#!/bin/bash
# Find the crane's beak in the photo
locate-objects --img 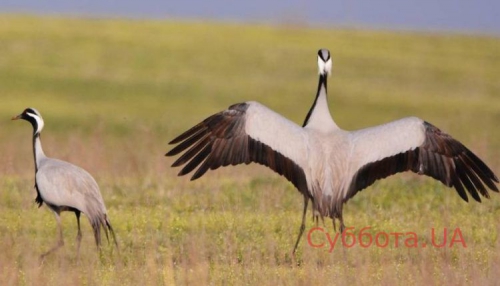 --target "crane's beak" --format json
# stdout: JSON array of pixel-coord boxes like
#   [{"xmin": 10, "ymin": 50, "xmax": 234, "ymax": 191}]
[{"xmin": 11, "ymin": 114, "xmax": 22, "ymax": 120}]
